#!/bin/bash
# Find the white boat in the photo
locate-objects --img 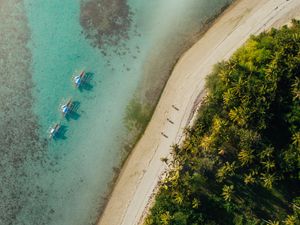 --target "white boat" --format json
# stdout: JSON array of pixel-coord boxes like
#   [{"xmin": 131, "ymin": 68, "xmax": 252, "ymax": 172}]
[
  {"xmin": 49, "ymin": 123, "xmax": 61, "ymax": 138},
  {"xmin": 60, "ymin": 99, "xmax": 73, "ymax": 116},
  {"xmin": 73, "ymin": 70, "xmax": 85, "ymax": 88}
]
